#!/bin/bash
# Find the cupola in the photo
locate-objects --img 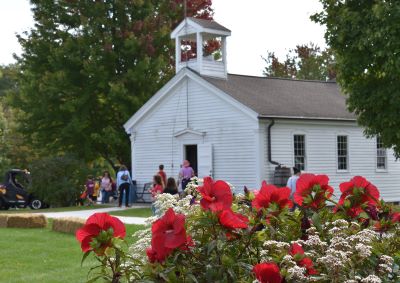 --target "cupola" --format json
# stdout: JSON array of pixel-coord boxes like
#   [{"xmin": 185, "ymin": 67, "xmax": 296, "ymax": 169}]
[{"xmin": 171, "ymin": 17, "xmax": 231, "ymax": 79}]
